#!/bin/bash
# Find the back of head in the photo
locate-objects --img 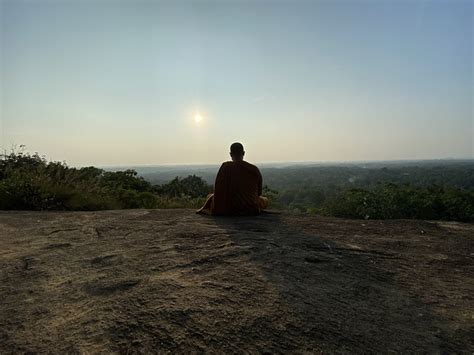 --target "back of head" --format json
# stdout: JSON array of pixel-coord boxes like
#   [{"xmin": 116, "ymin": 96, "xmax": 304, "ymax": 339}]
[{"xmin": 230, "ymin": 142, "xmax": 245, "ymax": 161}]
